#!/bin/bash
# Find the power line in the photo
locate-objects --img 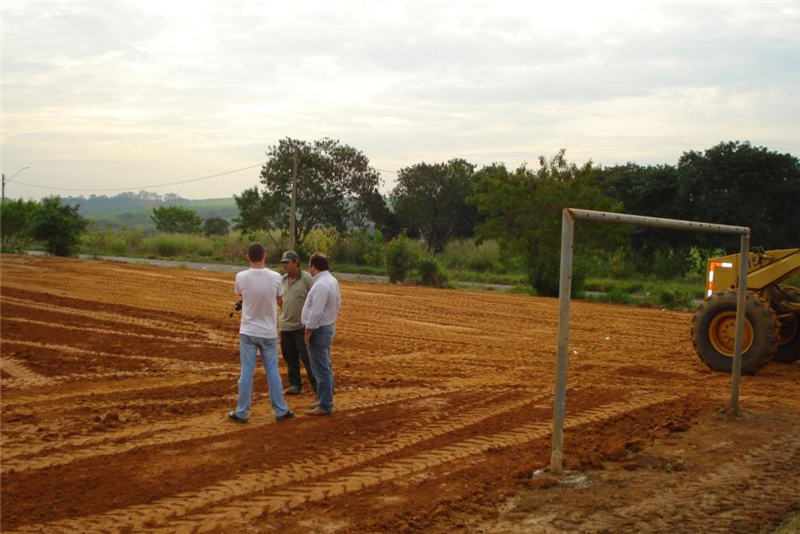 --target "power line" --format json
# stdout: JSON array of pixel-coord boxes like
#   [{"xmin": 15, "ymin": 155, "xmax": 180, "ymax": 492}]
[
  {"xmin": 11, "ymin": 163, "xmax": 400, "ymax": 193},
  {"xmin": 12, "ymin": 163, "xmax": 266, "ymax": 193}
]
